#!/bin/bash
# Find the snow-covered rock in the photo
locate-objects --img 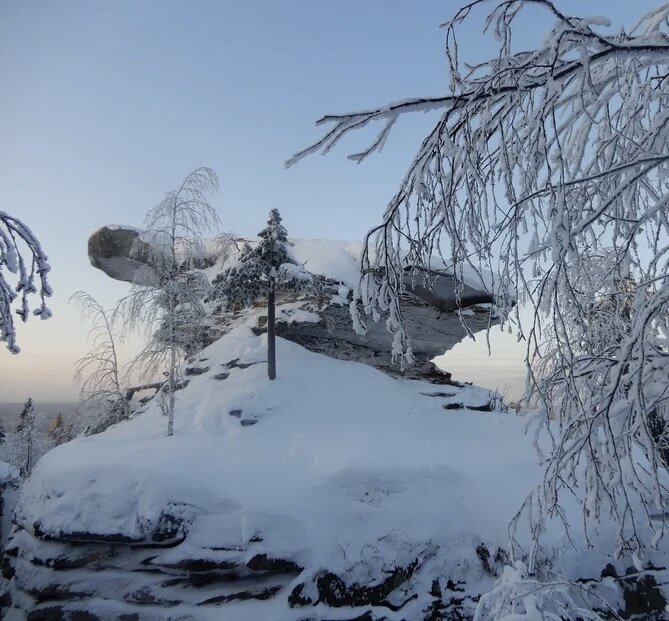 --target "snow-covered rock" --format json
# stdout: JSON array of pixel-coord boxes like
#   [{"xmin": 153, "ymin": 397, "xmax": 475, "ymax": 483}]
[
  {"xmin": 88, "ymin": 226, "xmax": 500, "ymax": 381},
  {"xmin": 0, "ymin": 463, "xmax": 19, "ymax": 550},
  {"xmin": 3, "ymin": 329, "xmax": 666, "ymax": 620}
]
